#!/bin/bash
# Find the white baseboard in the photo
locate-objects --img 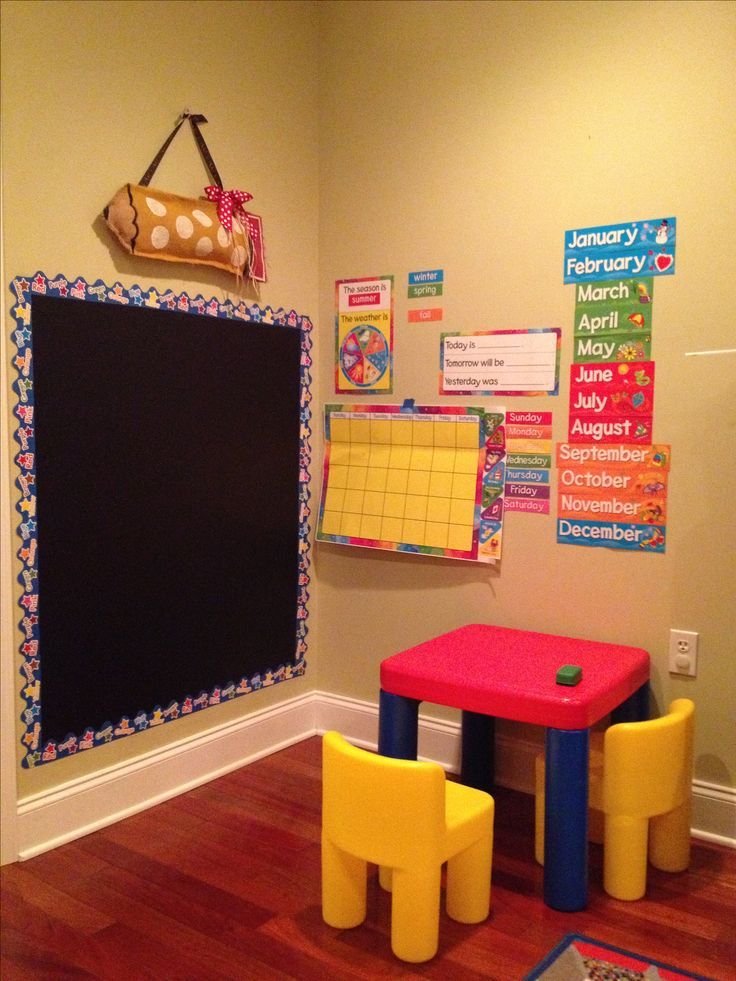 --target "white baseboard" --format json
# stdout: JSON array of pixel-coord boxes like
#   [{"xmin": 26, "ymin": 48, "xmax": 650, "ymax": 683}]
[
  {"xmin": 17, "ymin": 692, "xmax": 318, "ymax": 861},
  {"xmin": 14, "ymin": 689, "xmax": 735, "ymax": 861}
]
